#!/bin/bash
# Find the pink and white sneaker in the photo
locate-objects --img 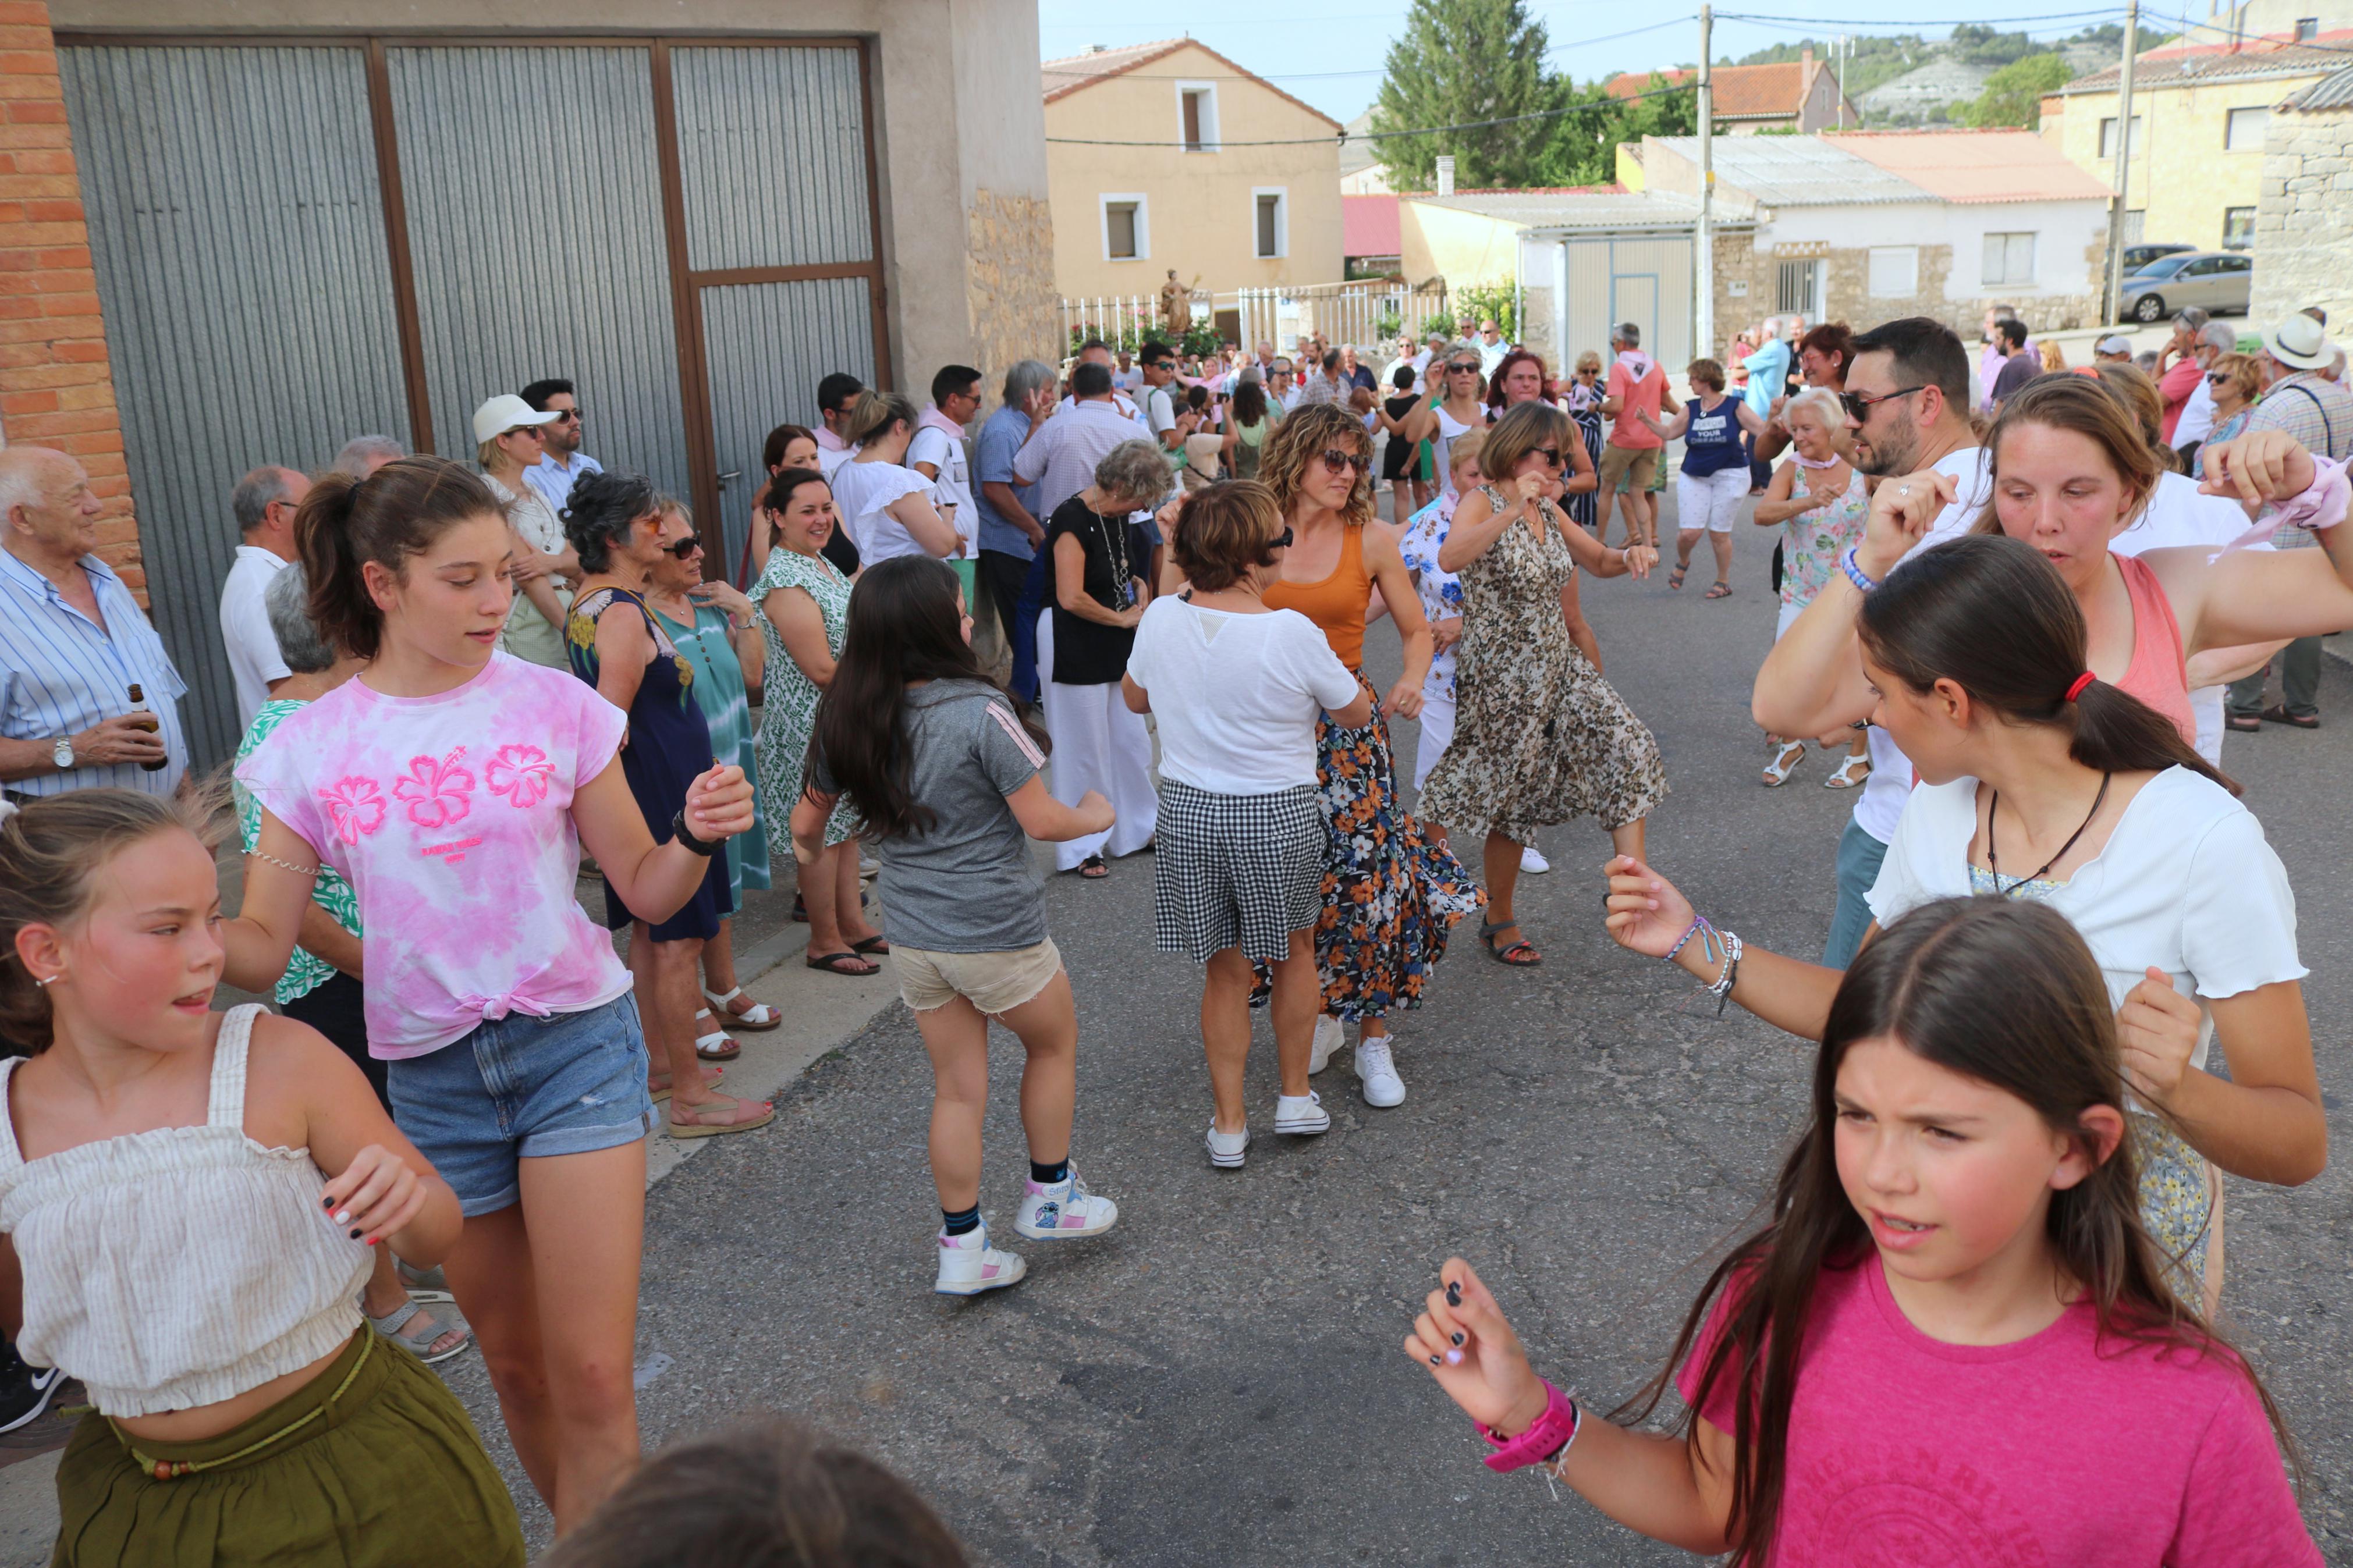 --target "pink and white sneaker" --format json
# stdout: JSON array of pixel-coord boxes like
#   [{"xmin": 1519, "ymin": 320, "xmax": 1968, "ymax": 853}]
[
  {"xmin": 934, "ymin": 1220, "xmax": 1027, "ymax": 1296},
  {"xmin": 1013, "ymin": 1165, "xmax": 1120, "ymax": 1241}
]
